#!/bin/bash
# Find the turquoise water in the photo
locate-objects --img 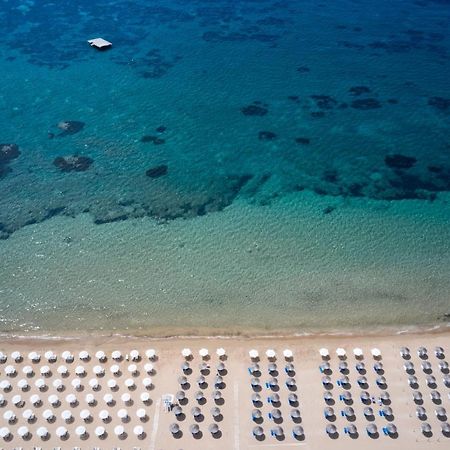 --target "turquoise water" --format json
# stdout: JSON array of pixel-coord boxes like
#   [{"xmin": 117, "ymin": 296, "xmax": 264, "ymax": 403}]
[{"xmin": 0, "ymin": 0, "xmax": 449, "ymax": 335}]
